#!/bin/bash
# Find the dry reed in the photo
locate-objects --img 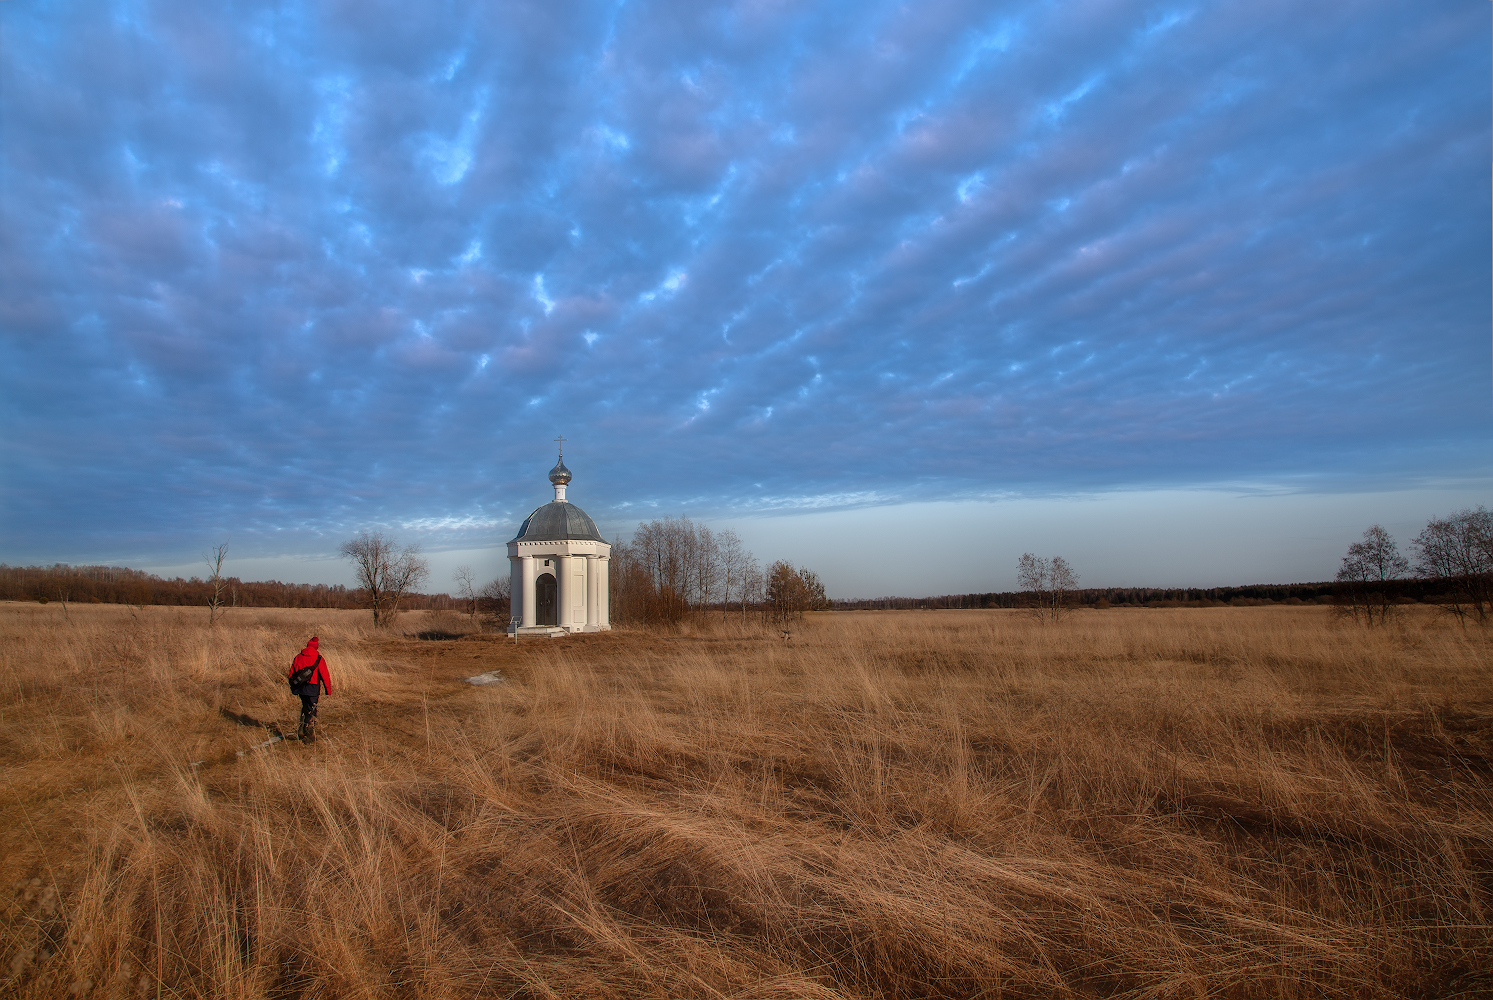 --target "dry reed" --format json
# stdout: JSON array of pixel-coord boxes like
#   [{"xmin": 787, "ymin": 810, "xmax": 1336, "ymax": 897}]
[{"xmin": 1, "ymin": 602, "xmax": 1490, "ymax": 998}]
